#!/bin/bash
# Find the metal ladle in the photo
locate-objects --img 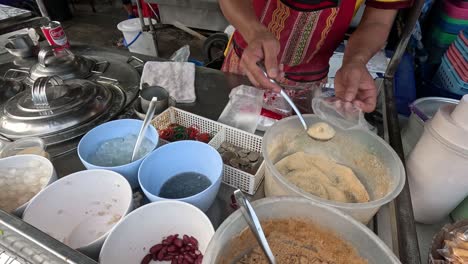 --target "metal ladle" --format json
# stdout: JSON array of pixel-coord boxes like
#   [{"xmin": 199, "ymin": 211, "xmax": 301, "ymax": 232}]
[
  {"xmin": 131, "ymin": 97, "xmax": 158, "ymax": 162},
  {"xmin": 257, "ymin": 62, "xmax": 307, "ymax": 130},
  {"xmin": 234, "ymin": 189, "xmax": 276, "ymax": 264}
]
